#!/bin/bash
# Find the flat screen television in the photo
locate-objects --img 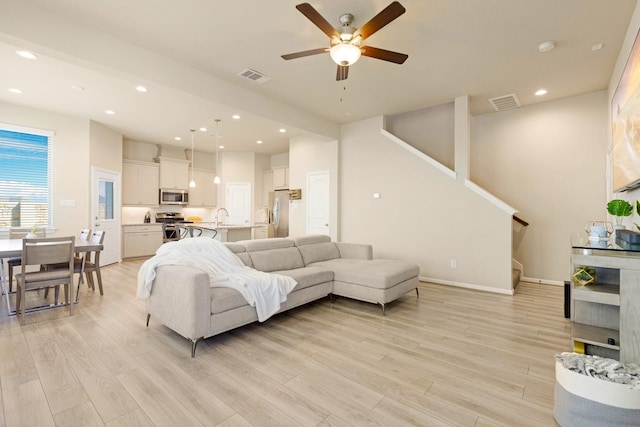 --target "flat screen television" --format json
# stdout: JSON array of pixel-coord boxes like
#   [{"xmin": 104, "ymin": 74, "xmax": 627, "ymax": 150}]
[{"xmin": 612, "ymin": 28, "xmax": 640, "ymax": 192}]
